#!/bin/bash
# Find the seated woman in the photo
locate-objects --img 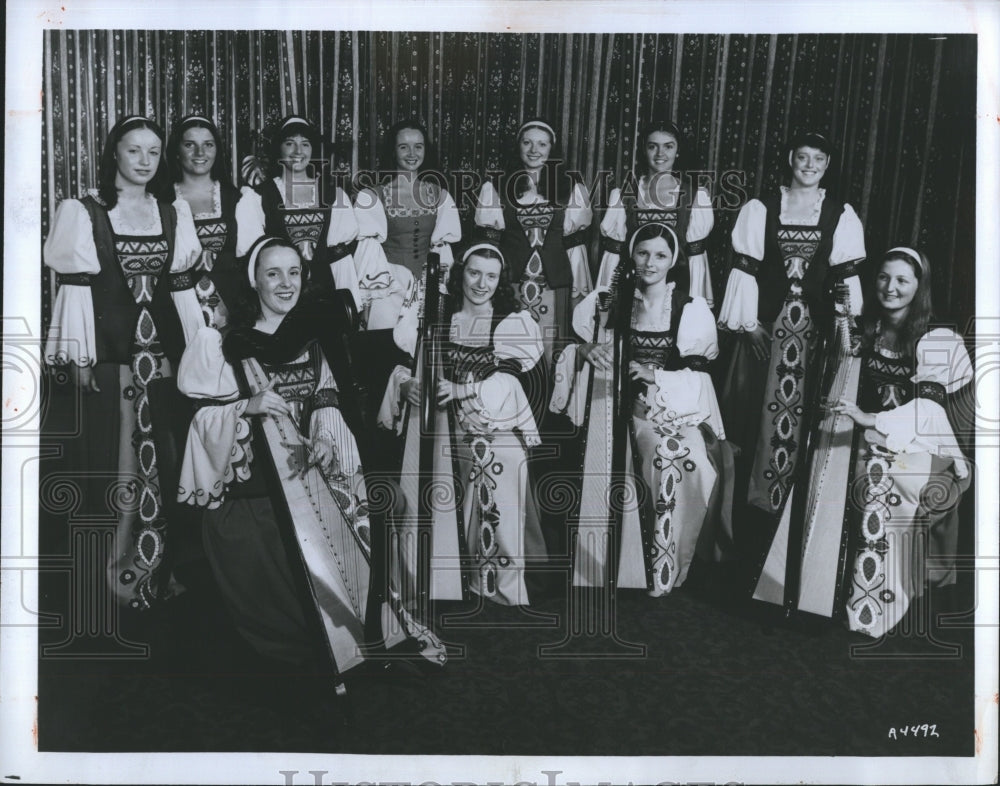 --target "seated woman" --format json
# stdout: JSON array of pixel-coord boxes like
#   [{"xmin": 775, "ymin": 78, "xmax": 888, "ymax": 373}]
[
  {"xmin": 378, "ymin": 244, "xmax": 547, "ymax": 607},
  {"xmin": 176, "ymin": 237, "xmax": 445, "ymax": 678},
  {"xmin": 830, "ymin": 247, "xmax": 972, "ymax": 637},
  {"xmin": 236, "ymin": 115, "xmax": 360, "ymax": 303},
  {"xmin": 551, "ymin": 223, "xmax": 733, "ymax": 596},
  {"xmin": 595, "ymin": 119, "xmax": 715, "ymax": 306}
]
